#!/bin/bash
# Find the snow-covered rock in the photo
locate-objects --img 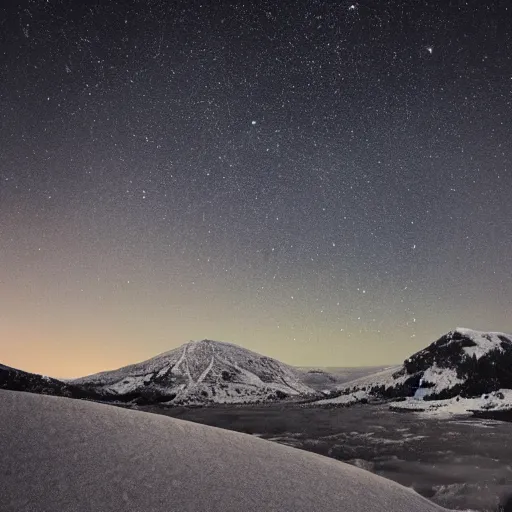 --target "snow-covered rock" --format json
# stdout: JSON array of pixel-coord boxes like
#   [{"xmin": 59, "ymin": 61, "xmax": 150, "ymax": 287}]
[
  {"xmin": 315, "ymin": 328, "xmax": 512, "ymax": 406},
  {"xmin": 0, "ymin": 389, "xmax": 454, "ymax": 512},
  {"xmin": 71, "ymin": 339, "xmax": 318, "ymax": 404},
  {"xmin": 389, "ymin": 389, "xmax": 512, "ymax": 417}
]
